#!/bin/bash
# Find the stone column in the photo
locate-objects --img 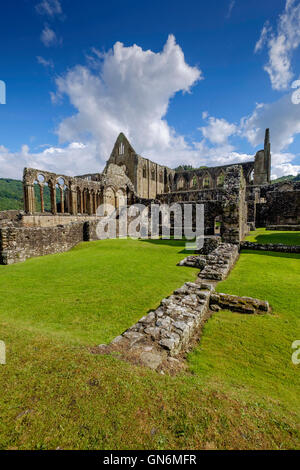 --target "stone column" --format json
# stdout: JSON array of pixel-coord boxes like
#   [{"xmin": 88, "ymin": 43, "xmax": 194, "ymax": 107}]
[
  {"xmin": 93, "ymin": 193, "xmax": 97, "ymax": 214},
  {"xmin": 87, "ymin": 190, "xmax": 93, "ymax": 215},
  {"xmin": 60, "ymin": 188, "xmax": 64, "ymax": 214},
  {"xmin": 80, "ymin": 190, "xmax": 83, "ymax": 214},
  {"xmin": 24, "ymin": 184, "xmax": 35, "ymax": 214},
  {"xmin": 50, "ymin": 184, "xmax": 57, "ymax": 214},
  {"xmin": 39, "ymin": 185, "xmax": 44, "ymax": 213}
]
